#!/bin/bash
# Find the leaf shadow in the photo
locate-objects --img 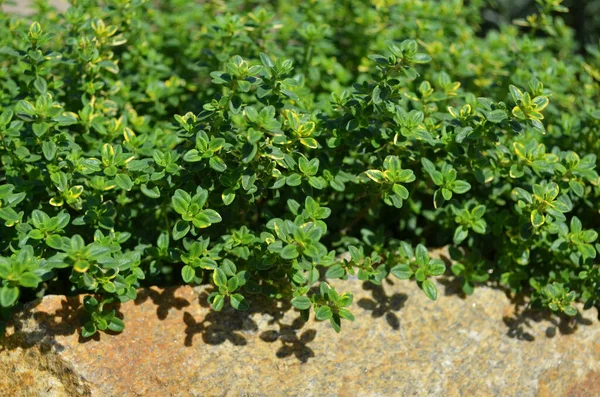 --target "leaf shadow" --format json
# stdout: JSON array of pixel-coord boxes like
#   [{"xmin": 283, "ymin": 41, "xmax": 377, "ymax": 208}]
[
  {"xmin": 134, "ymin": 287, "xmax": 190, "ymax": 320},
  {"xmin": 1, "ymin": 295, "xmax": 123, "ymax": 351},
  {"xmin": 436, "ymin": 277, "xmax": 468, "ymax": 299},
  {"xmin": 182, "ymin": 289, "xmax": 317, "ymax": 363},
  {"xmin": 357, "ymin": 280, "xmax": 407, "ymax": 330},
  {"xmin": 502, "ymin": 293, "xmax": 595, "ymax": 342},
  {"xmin": 431, "ymin": 249, "xmax": 597, "ymax": 341},
  {"xmin": 259, "ymin": 316, "xmax": 316, "ymax": 363}
]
